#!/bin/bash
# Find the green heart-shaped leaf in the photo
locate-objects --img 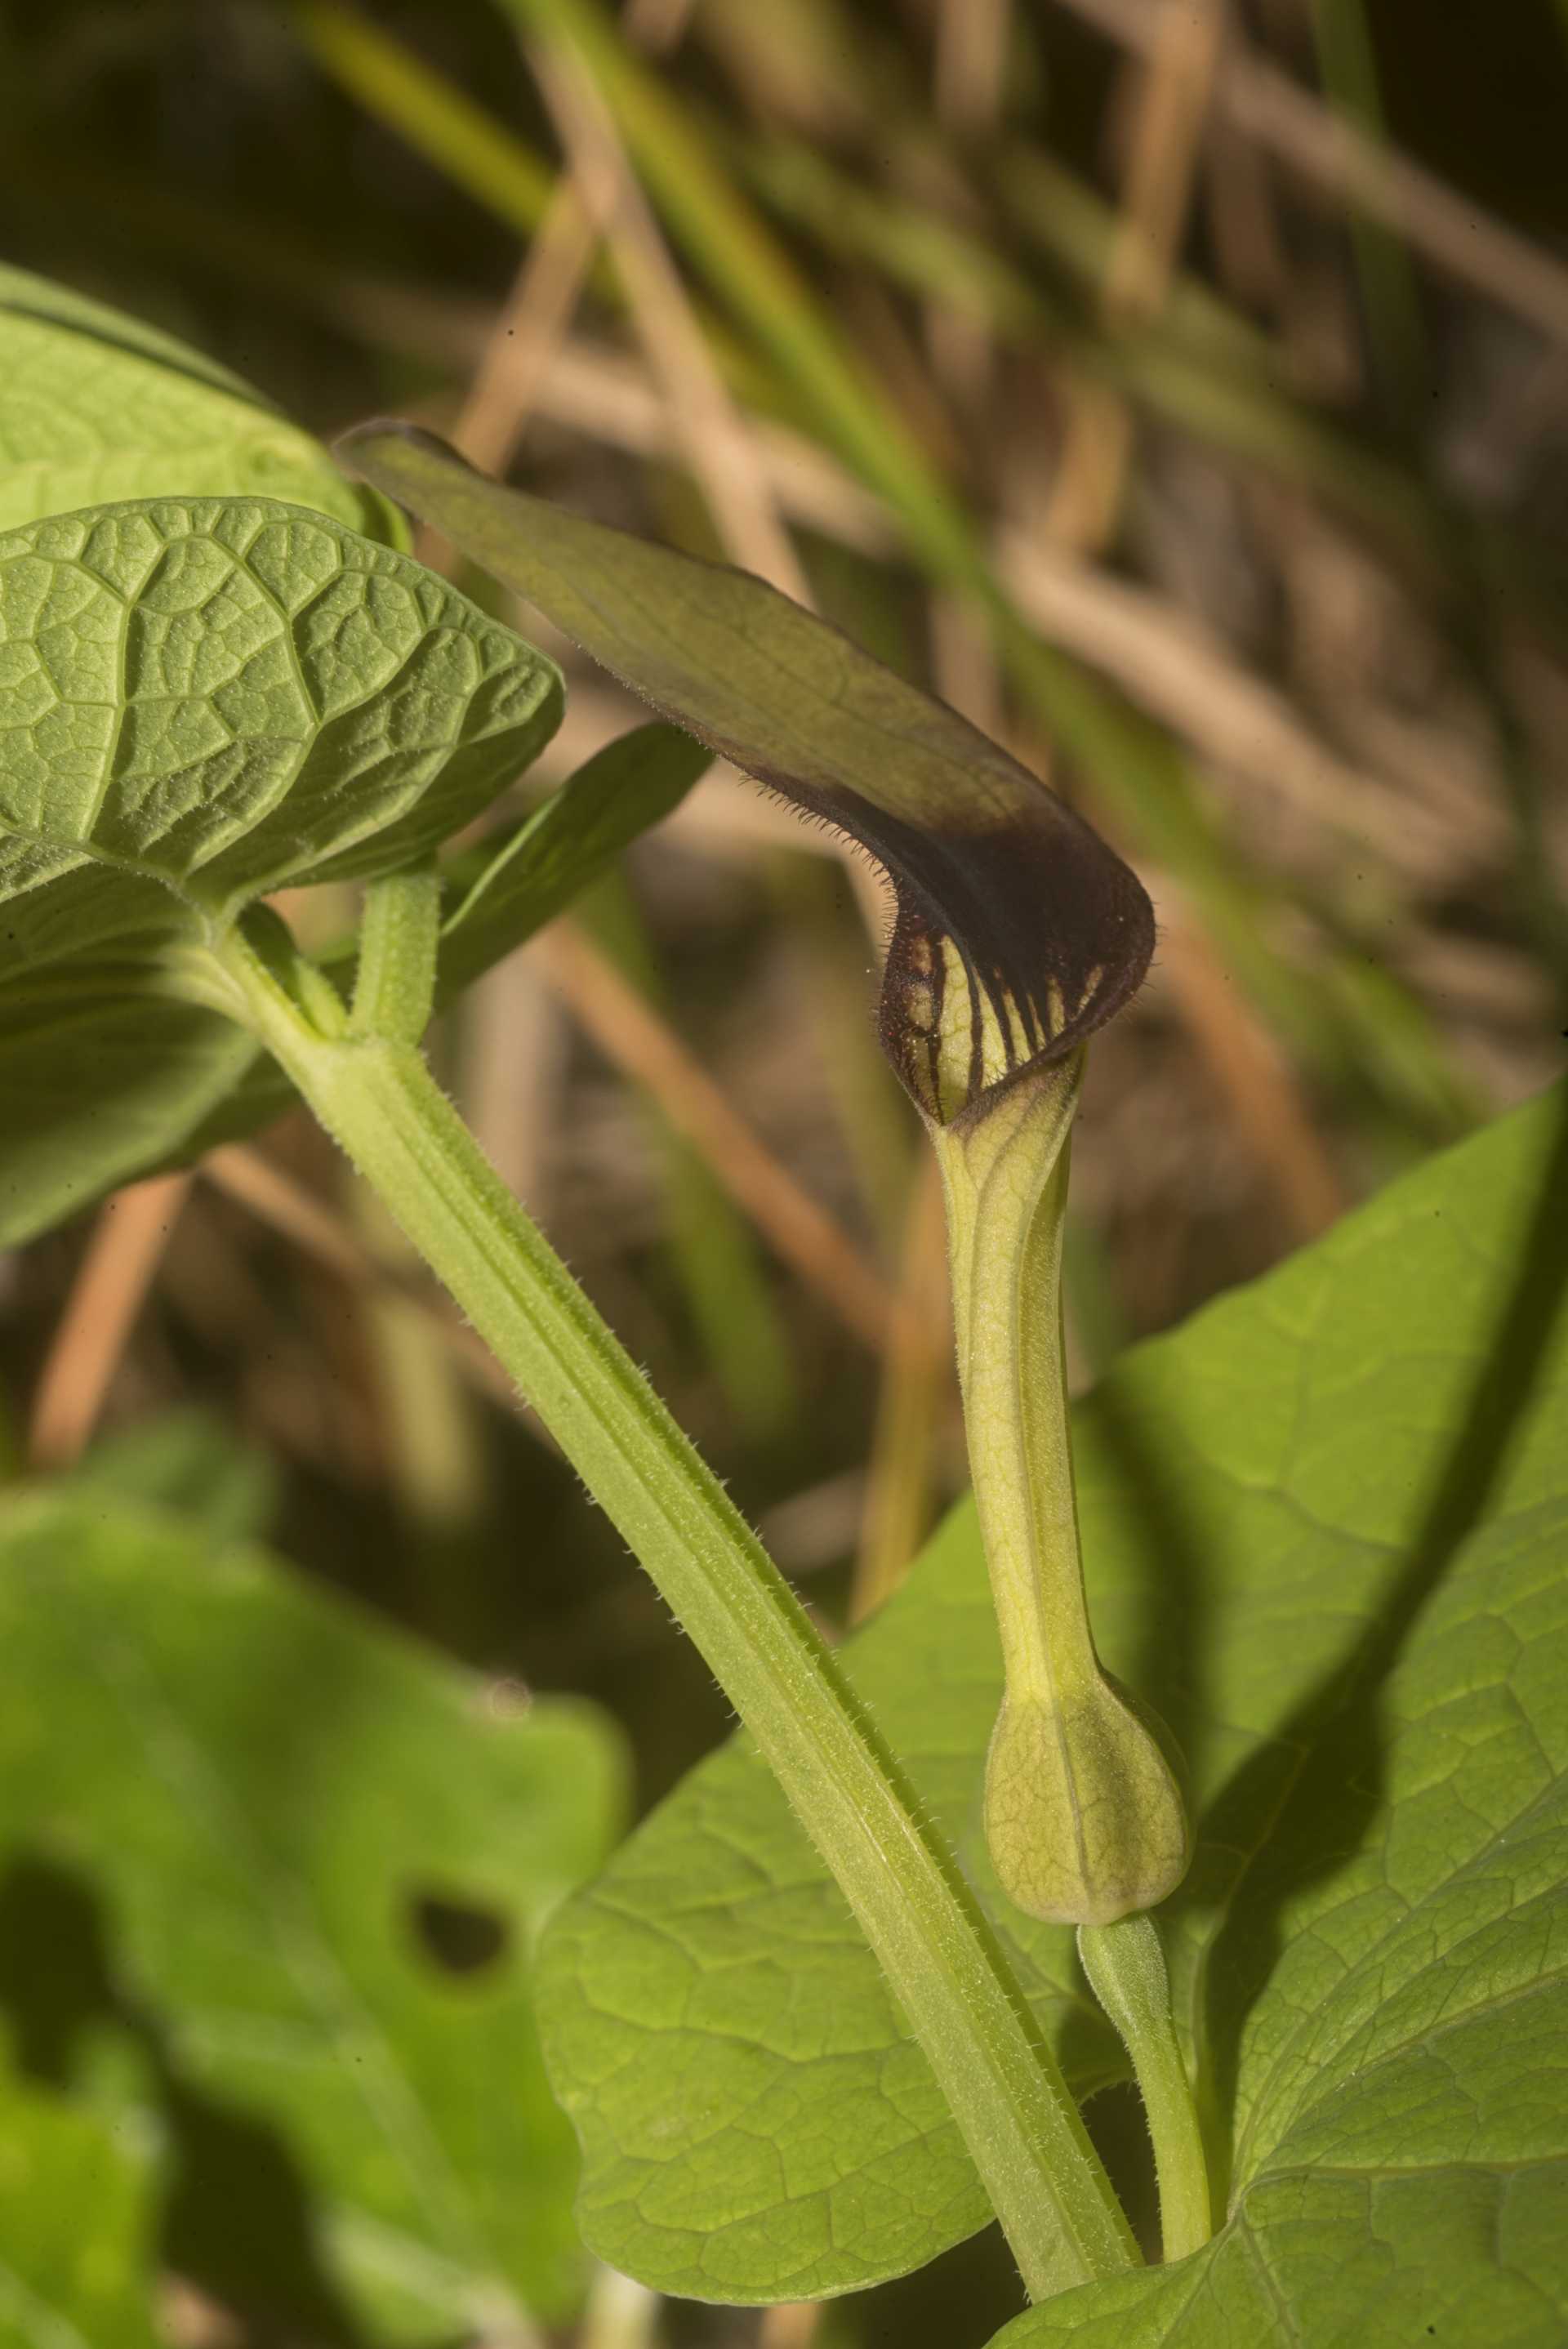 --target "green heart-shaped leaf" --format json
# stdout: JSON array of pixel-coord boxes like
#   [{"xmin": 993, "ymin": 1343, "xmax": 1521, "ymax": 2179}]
[
  {"xmin": 536, "ymin": 1086, "xmax": 1568, "ymax": 2315},
  {"xmin": 994, "ymin": 1465, "xmax": 1568, "ymax": 2342},
  {"xmin": 0, "ymin": 493, "xmax": 564, "ymax": 1242},
  {"xmin": 0, "ymin": 497, "xmax": 562, "ymax": 927},
  {"xmin": 0, "ymin": 1488, "xmax": 625, "ymax": 2342}
]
